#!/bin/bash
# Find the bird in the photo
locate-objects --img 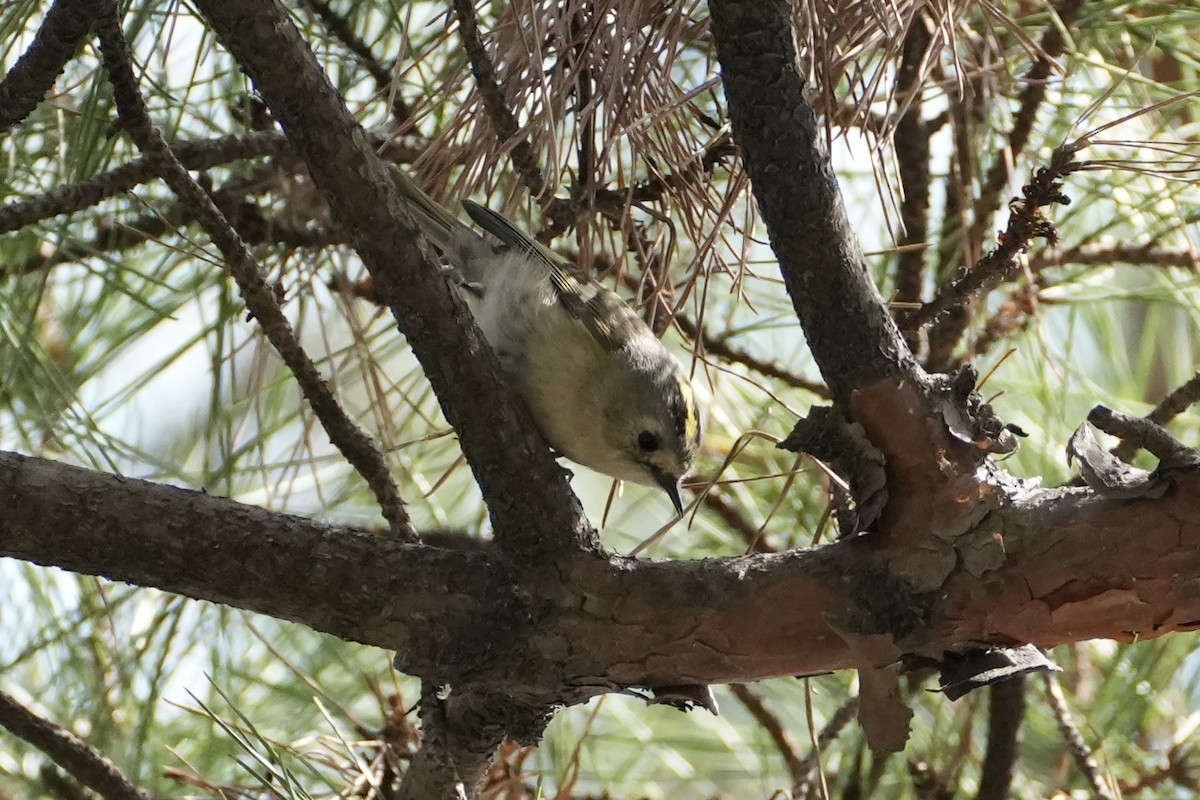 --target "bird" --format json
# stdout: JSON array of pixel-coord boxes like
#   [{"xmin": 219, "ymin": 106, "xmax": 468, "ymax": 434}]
[{"xmin": 389, "ymin": 170, "xmax": 701, "ymax": 513}]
